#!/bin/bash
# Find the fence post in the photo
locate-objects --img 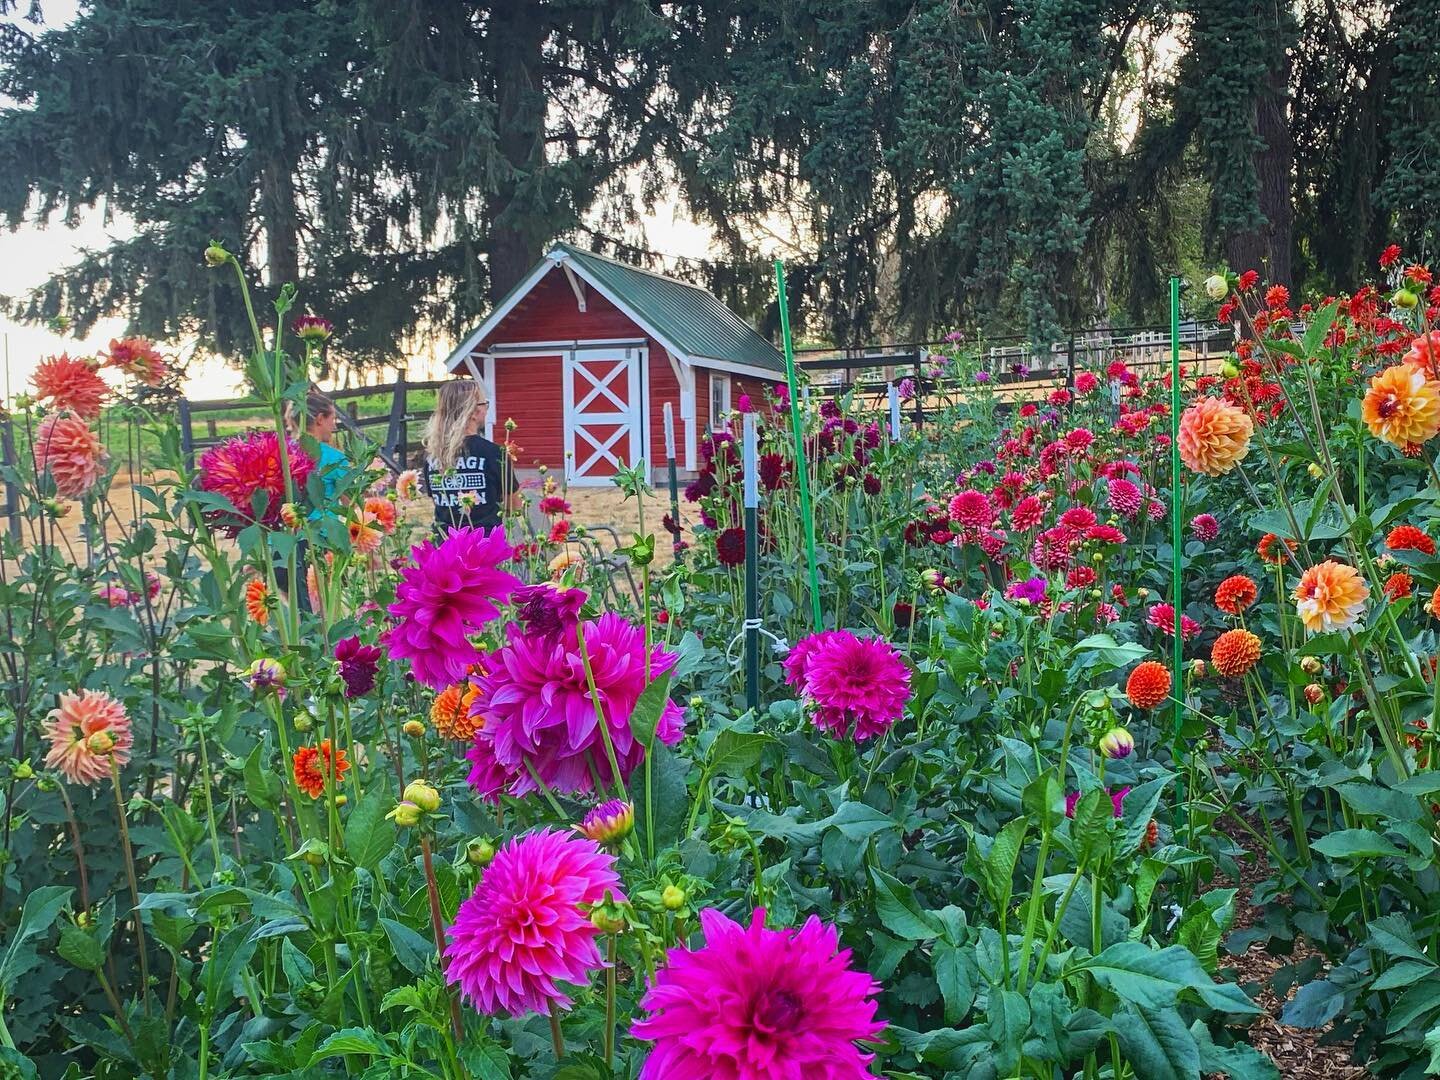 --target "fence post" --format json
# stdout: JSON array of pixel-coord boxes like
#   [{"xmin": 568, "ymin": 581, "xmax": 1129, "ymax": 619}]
[
  {"xmin": 177, "ymin": 398, "xmax": 195, "ymax": 472},
  {"xmin": 1, "ymin": 417, "xmax": 18, "ymax": 540},
  {"xmin": 1066, "ymin": 332, "xmax": 1076, "ymax": 389},
  {"xmin": 385, "ymin": 371, "xmax": 408, "ymax": 470},
  {"xmin": 912, "ymin": 352, "xmax": 925, "ymax": 428}
]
